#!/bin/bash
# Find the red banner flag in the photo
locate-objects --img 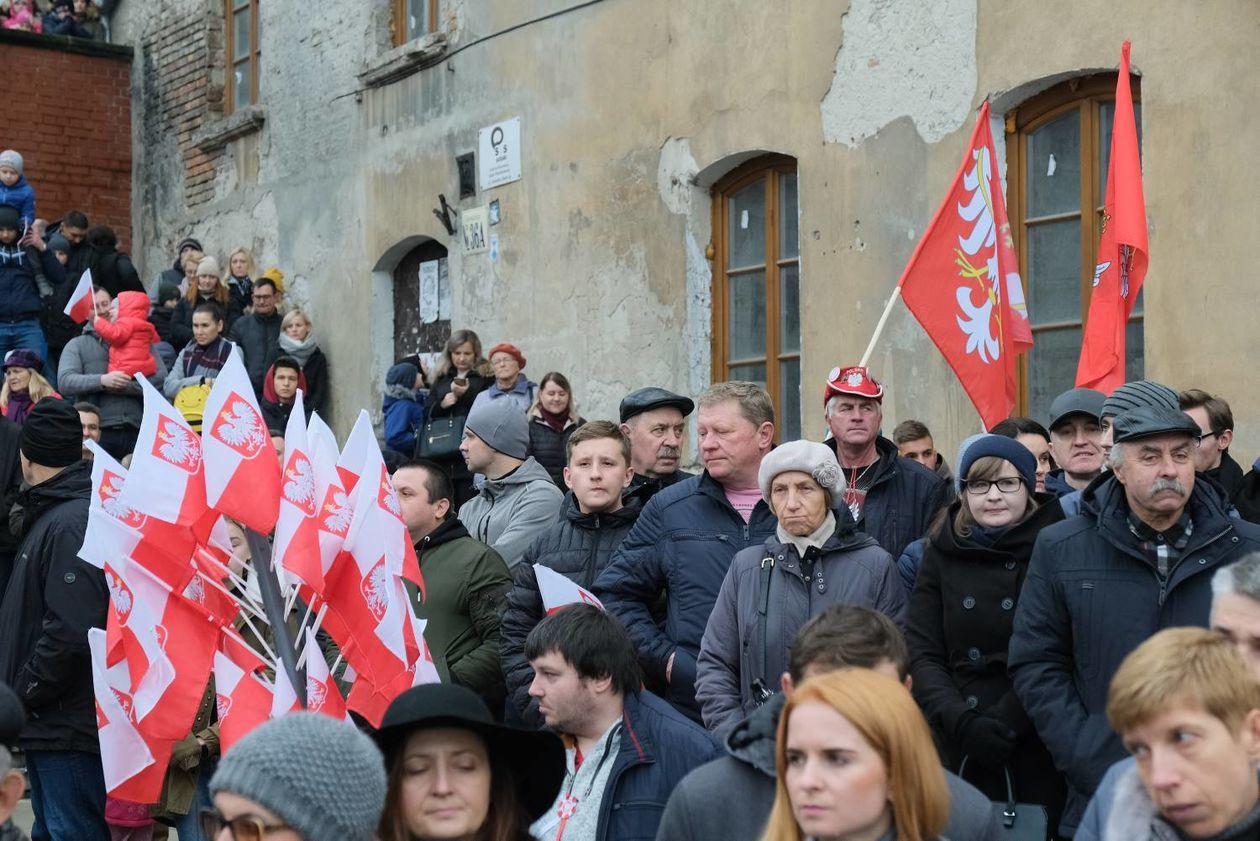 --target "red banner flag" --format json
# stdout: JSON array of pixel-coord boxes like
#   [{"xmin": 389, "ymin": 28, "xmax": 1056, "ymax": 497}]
[
  {"xmin": 1076, "ymin": 41, "xmax": 1147, "ymax": 393},
  {"xmin": 63, "ymin": 268, "xmax": 95, "ymax": 324},
  {"xmin": 897, "ymin": 100, "xmax": 1032, "ymax": 429}
]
